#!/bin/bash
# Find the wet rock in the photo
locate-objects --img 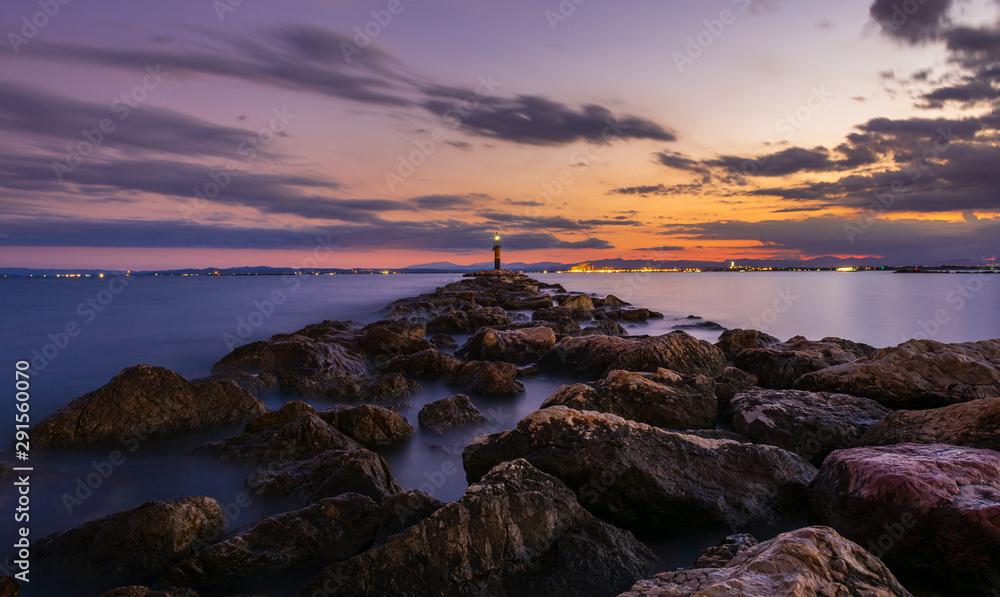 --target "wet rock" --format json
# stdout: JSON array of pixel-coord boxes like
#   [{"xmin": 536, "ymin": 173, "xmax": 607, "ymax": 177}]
[
  {"xmin": 559, "ymin": 293, "xmax": 595, "ymax": 311},
  {"xmin": 36, "ymin": 497, "xmax": 225, "ymax": 588},
  {"xmin": 32, "ymin": 364, "xmax": 267, "ymax": 449},
  {"xmin": 299, "ymin": 459, "xmax": 657, "ymax": 597},
  {"xmin": 417, "ymin": 394, "xmax": 489, "ymax": 433},
  {"xmin": 456, "ymin": 326, "xmax": 556, "ymax": 364},
  {"xmin": 463, "ymin": 407, "xmax": 817, "ymax": 532},
  {"xmin": 196, "ymin": 410, "xmax": 361, "ymax": 465},
  {"xmin": 357, "ymin": 373, "xmax": 420, "ymax": 402},
  {"xmin": 578, "ymin": 319, "xmax": 629, "ymax": 337},
  {"xmin": 161, "ymin": 493, "xmax": 381, "ymax": 591},
  {"xmin": 734, "ymin": 335, "xmax": 876, "ymax": 389},
  {"xmin": 795, "ymin": 338, "xmax": 1000, "ymax": 409},
  {"xmin": 537, "ymin": 335, "xmax": 638, "ymax": 379},
  {"xmin": 672, "ymin": 320, "xmax": 725, "ymax": 331},
  {"xmin": 446, "ymin": 361, "xmax": 525, "ymax": 397},
  {"xmin": 609, "ymin": 332, "xmax": 727, "ymax": 378},
  {"xmin": 713, "ymin": 366, "xmax": 758, "ymax": 418},
  {"xmin": 809, "ymin": 443, "xmax": 1000, "ymax": 594},
  {"xmin": 620, "ymin": 526, "xmax": 912, "ymax": 597},
  {"xmin": 714, "ymin": 329, "xmax": 779, "ymax": 362},
  {"xmin": 731, "ymin": 387, "xmax": 892, "ymax": 465},
  {"xmin": 246, "ymin": 449, "xmax": 402, "ymax": 508},
  {"xmin": 426, "ymin": 306, "xmax": 511, "ymax": 334},
  {"xmin": 262, "ymin": 336, "xmax": 367, "ymax": 395},
  {"xmin": 540, "ymin": 368, "xmax": 717, "ymax": 430},
  {"xmin": 429, "ymin": 334, "xmax": 459, "ymax": 350},
  {"xmin": 375, "ymin": 349, "xmax": 461, "ymax": 380},
  {"xmin": 321, "ymin": 404, "xmax": 414, "ymax": 447},
  {"xmin": 594, "ymin": 307, "xmax": 654, "ymax": 322},
  {"xmin": 532, "ymin": 305, "xmax": 594, "ymax": 321},
  {"xmin": 354, "ymin": 325, "xmax": 431, "ymax": 365},
  {"xmin": 693, "ymin": 533, "xmax": 758, "ymax": 568},
  {"xmin": 854, "ymin": 397, "xmax": 1000, "ymax": 451},
  {"xmin": 593, "ymin": 294, "xmax": 629, "ymax": 308},
  {"xmin": 210, "ymin": 340, "xmax": 268, "ymax": 375},
  {"xmin": 374, "ymin": 490, "xmax": 446, "ymax": 547}
]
